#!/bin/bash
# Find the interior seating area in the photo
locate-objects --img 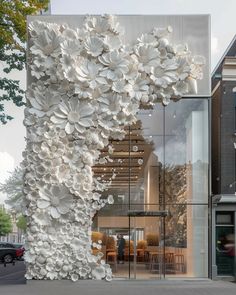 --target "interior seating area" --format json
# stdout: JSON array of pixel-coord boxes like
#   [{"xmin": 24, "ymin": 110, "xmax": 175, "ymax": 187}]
[{"xmin": 91, "ymin": 231, "xmax": 186, "ymax": 277}]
